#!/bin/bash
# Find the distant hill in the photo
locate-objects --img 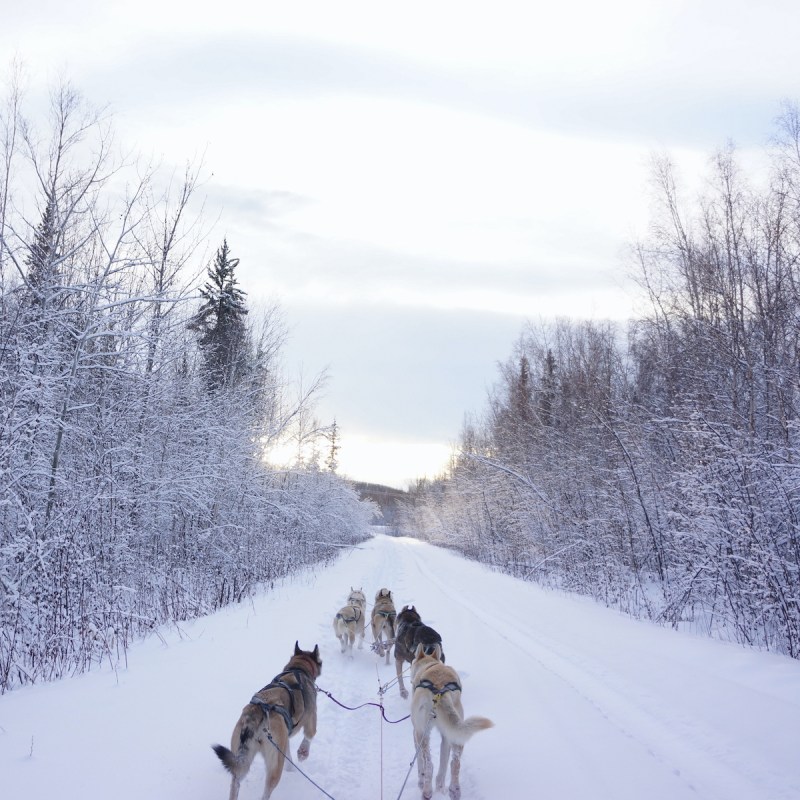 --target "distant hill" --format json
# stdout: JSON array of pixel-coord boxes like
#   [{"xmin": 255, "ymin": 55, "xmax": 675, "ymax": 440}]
[{"xmin": 352, "ymin": 481, "xmax": 408, "ymax": 526}]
